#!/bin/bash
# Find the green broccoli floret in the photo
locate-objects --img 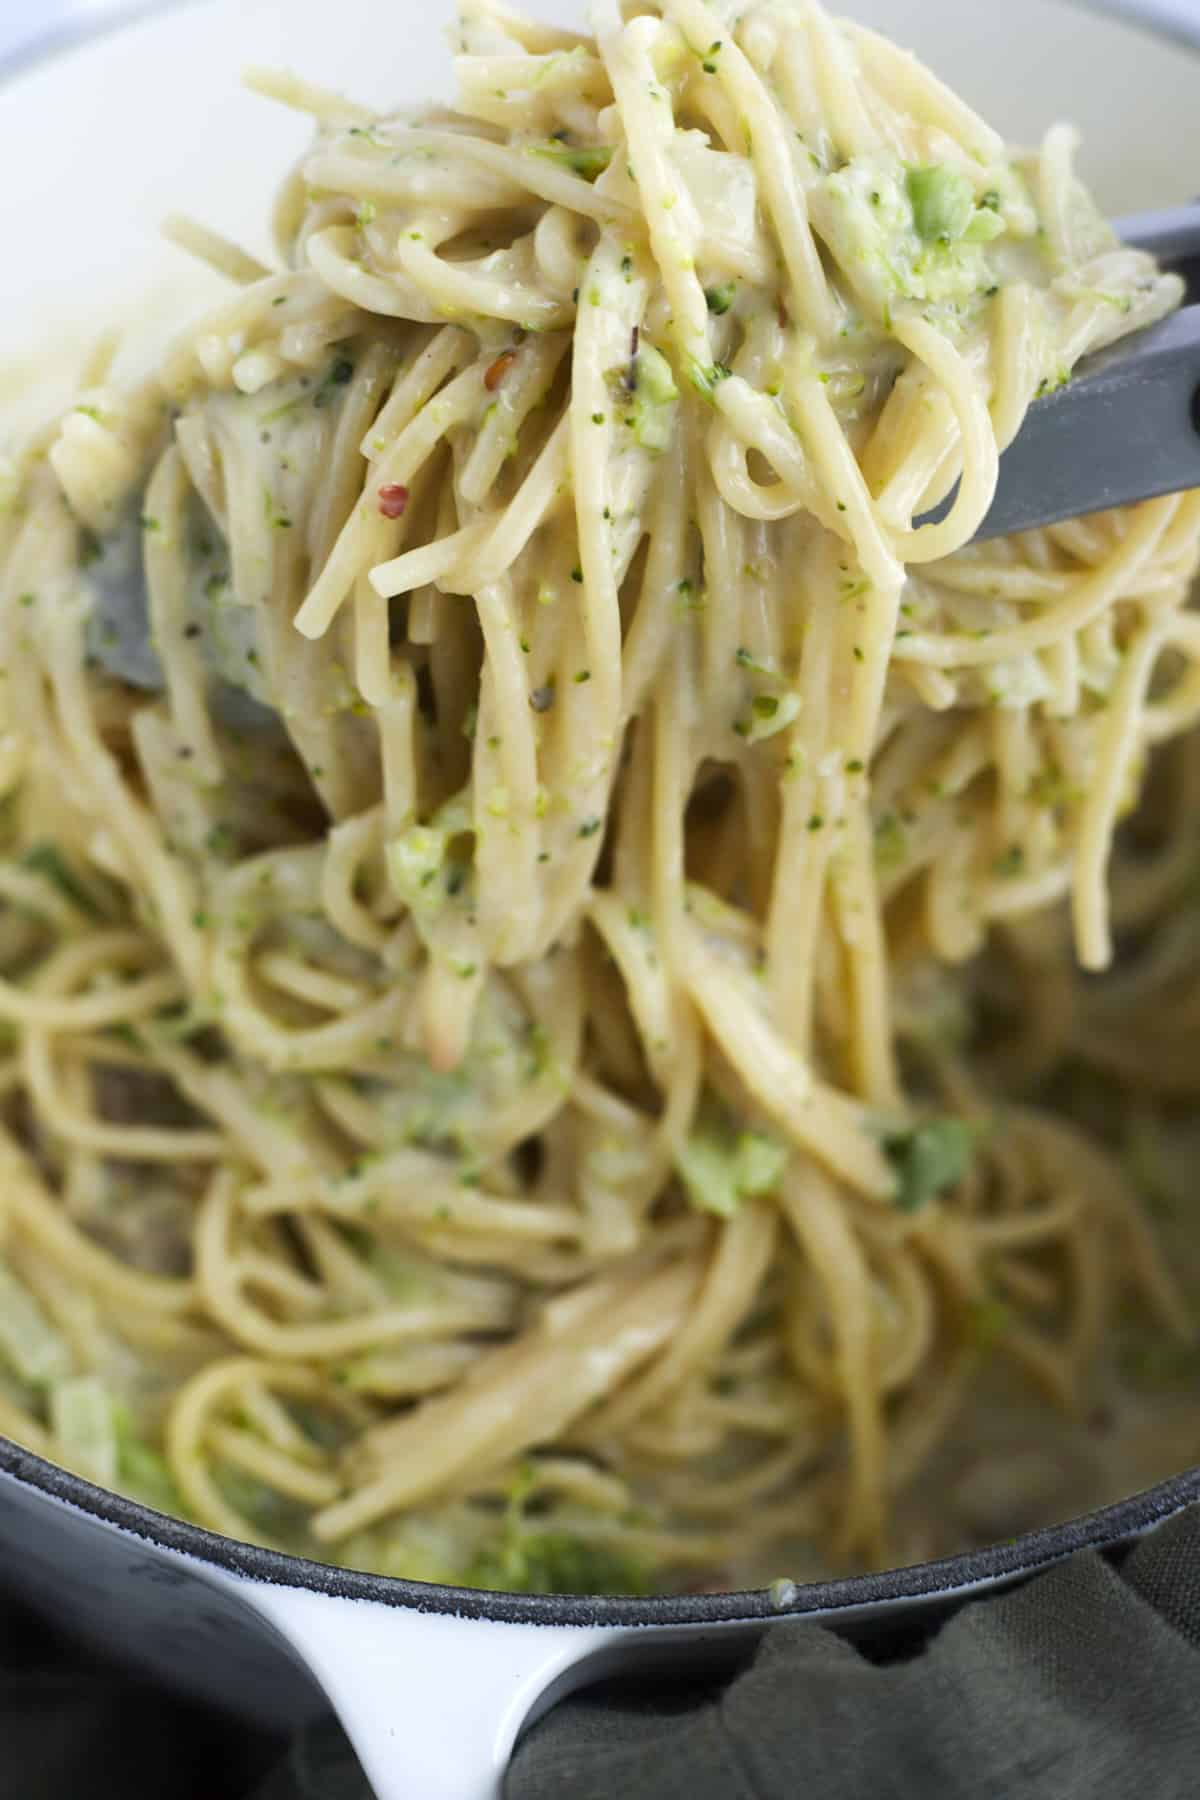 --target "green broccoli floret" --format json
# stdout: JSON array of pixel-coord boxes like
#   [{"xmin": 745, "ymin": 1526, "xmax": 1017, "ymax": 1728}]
[{"xmin": 884, "ymin": 1117, "xmax": 974, "ymax": 1213}]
